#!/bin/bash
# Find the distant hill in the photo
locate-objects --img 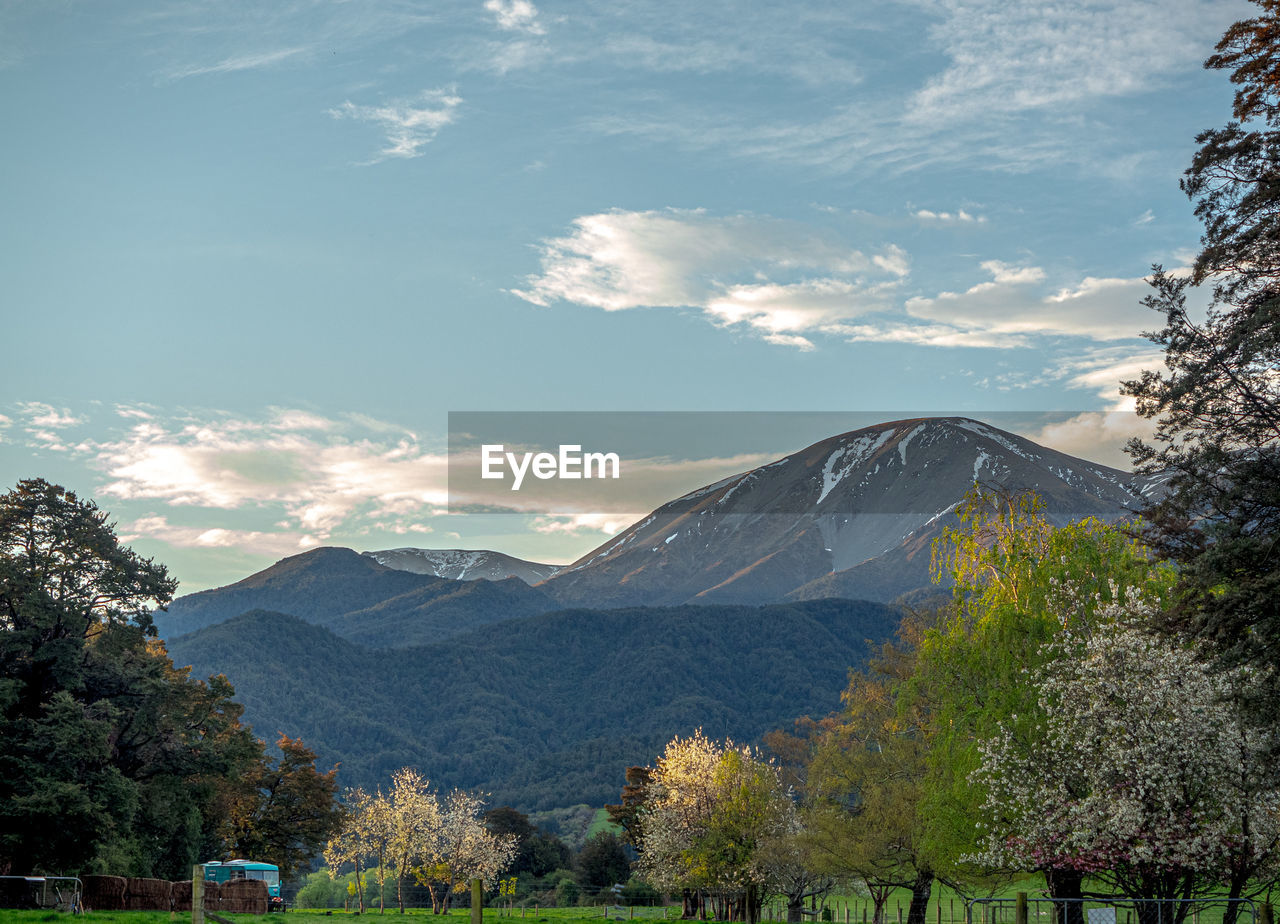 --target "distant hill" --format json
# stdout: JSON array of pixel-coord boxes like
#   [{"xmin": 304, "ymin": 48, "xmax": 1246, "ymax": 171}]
[
  {"xmin": 543, "ymin": 417, "xmax": 1164, "ymax": 608},
  {"xmin": 155, "ymin": 546, "xmax": 557, "ymax": 647},
  {"xmin": 166, "ymin": 597, "xmax": 898, "ymax": 811},
  {"xmin": 363, "ymin": 548, "xmax": 561, "ymax": 584}
]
